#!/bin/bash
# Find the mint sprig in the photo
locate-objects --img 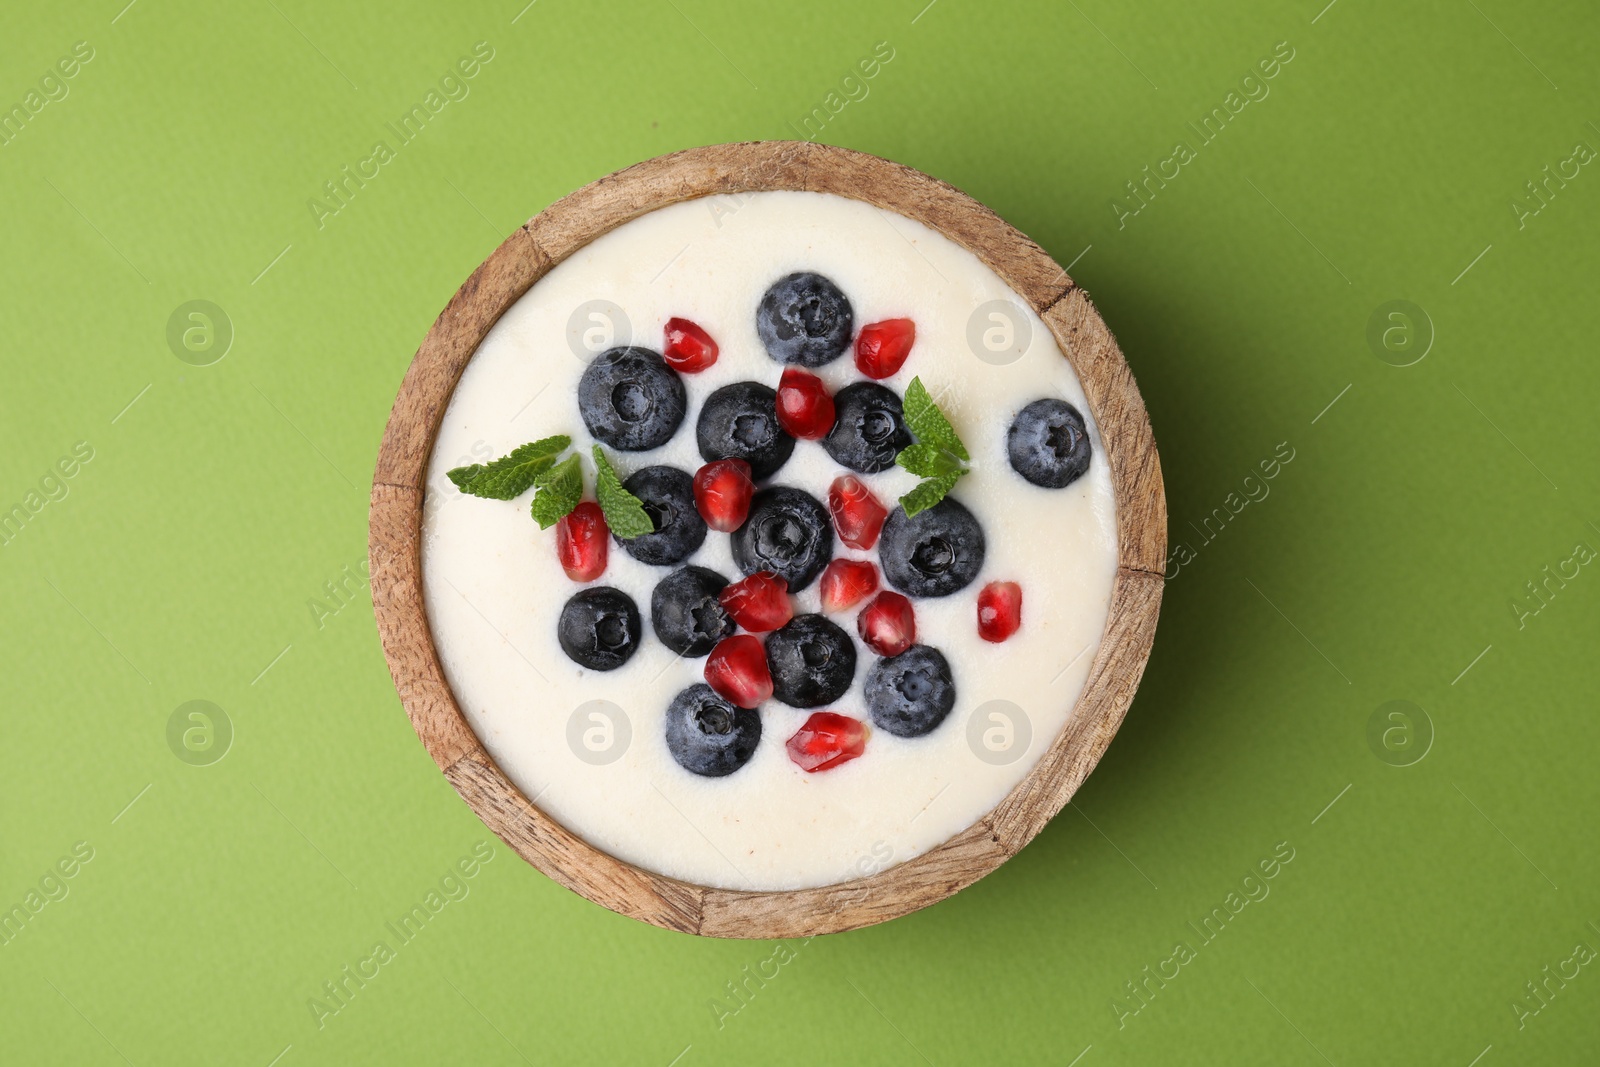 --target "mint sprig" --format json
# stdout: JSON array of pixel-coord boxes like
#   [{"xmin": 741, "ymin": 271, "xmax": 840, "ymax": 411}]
[
  {"xmin": 447, "ymin": 435, "xmax": 571, "ymax": 500},
  {"xmin": 896, "ymin": 442, "xmax": 968, "ymax": 480},
  {"xmin": 900, "ymin": 377, "xmax": 968, "ymax": 462},
  {"xmin": 591, "ymin": 445, "xmax": 654, "ymax": 539},
  {"xmin": 448, "ymin": 436, "xmax": 652, "ymax": 539},
  {"xmin": 894, "ymin": 377, "xmax": 970, "ymax": 517},
  {"xmin": 529, "ymin": 453, "xmax": 583, "ymax": 529},
  {"xmin": 900, "ymin": 473, "xmax": 962, "ymax": 517}
]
